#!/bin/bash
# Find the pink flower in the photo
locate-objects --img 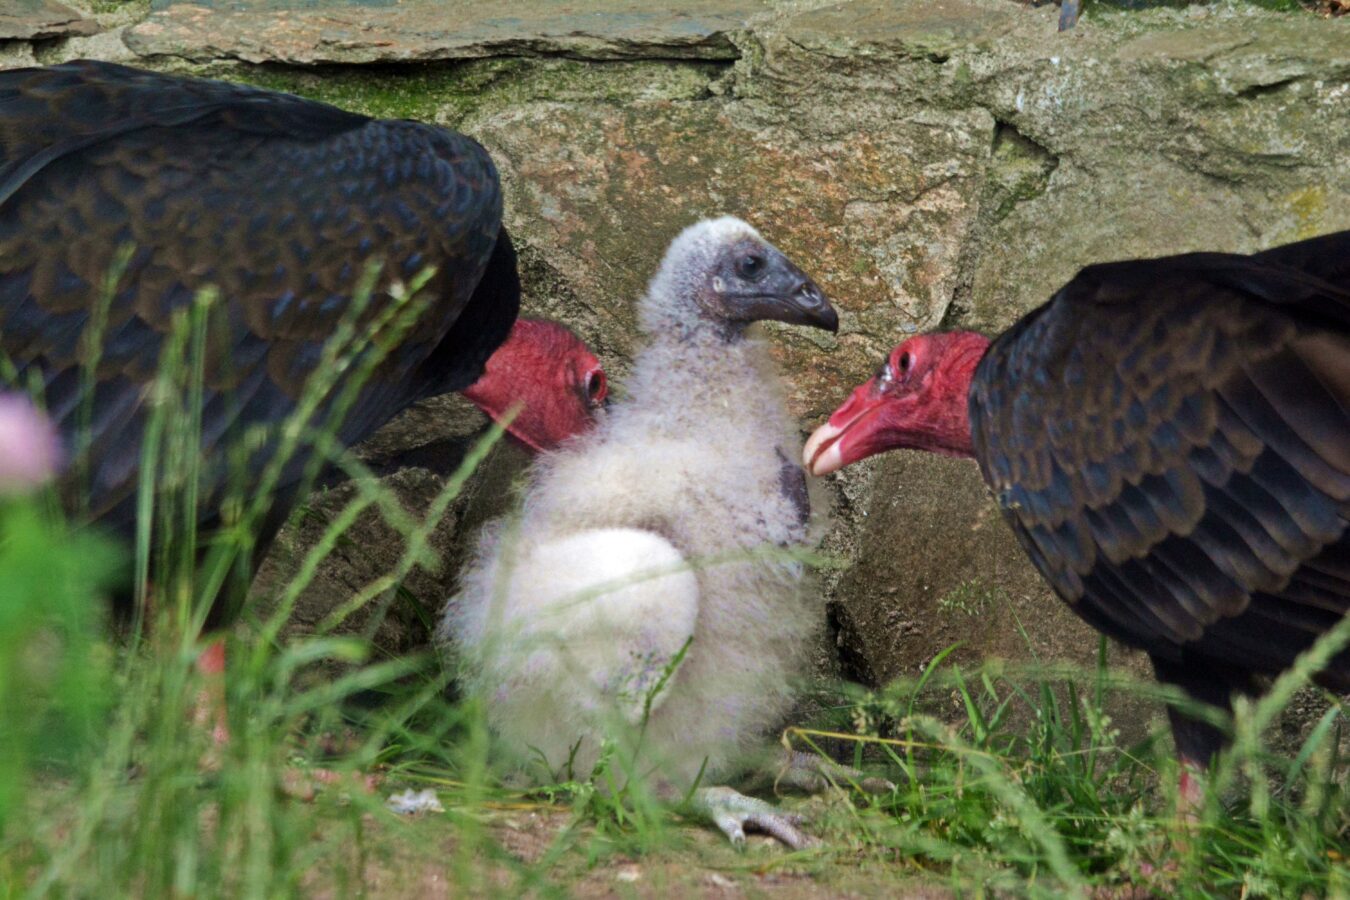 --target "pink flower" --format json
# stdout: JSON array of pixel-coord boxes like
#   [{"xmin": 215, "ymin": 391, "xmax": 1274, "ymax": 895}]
[{"xmin": 0, "ymin": 393, "xmax": 63, "ymax": 494}]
